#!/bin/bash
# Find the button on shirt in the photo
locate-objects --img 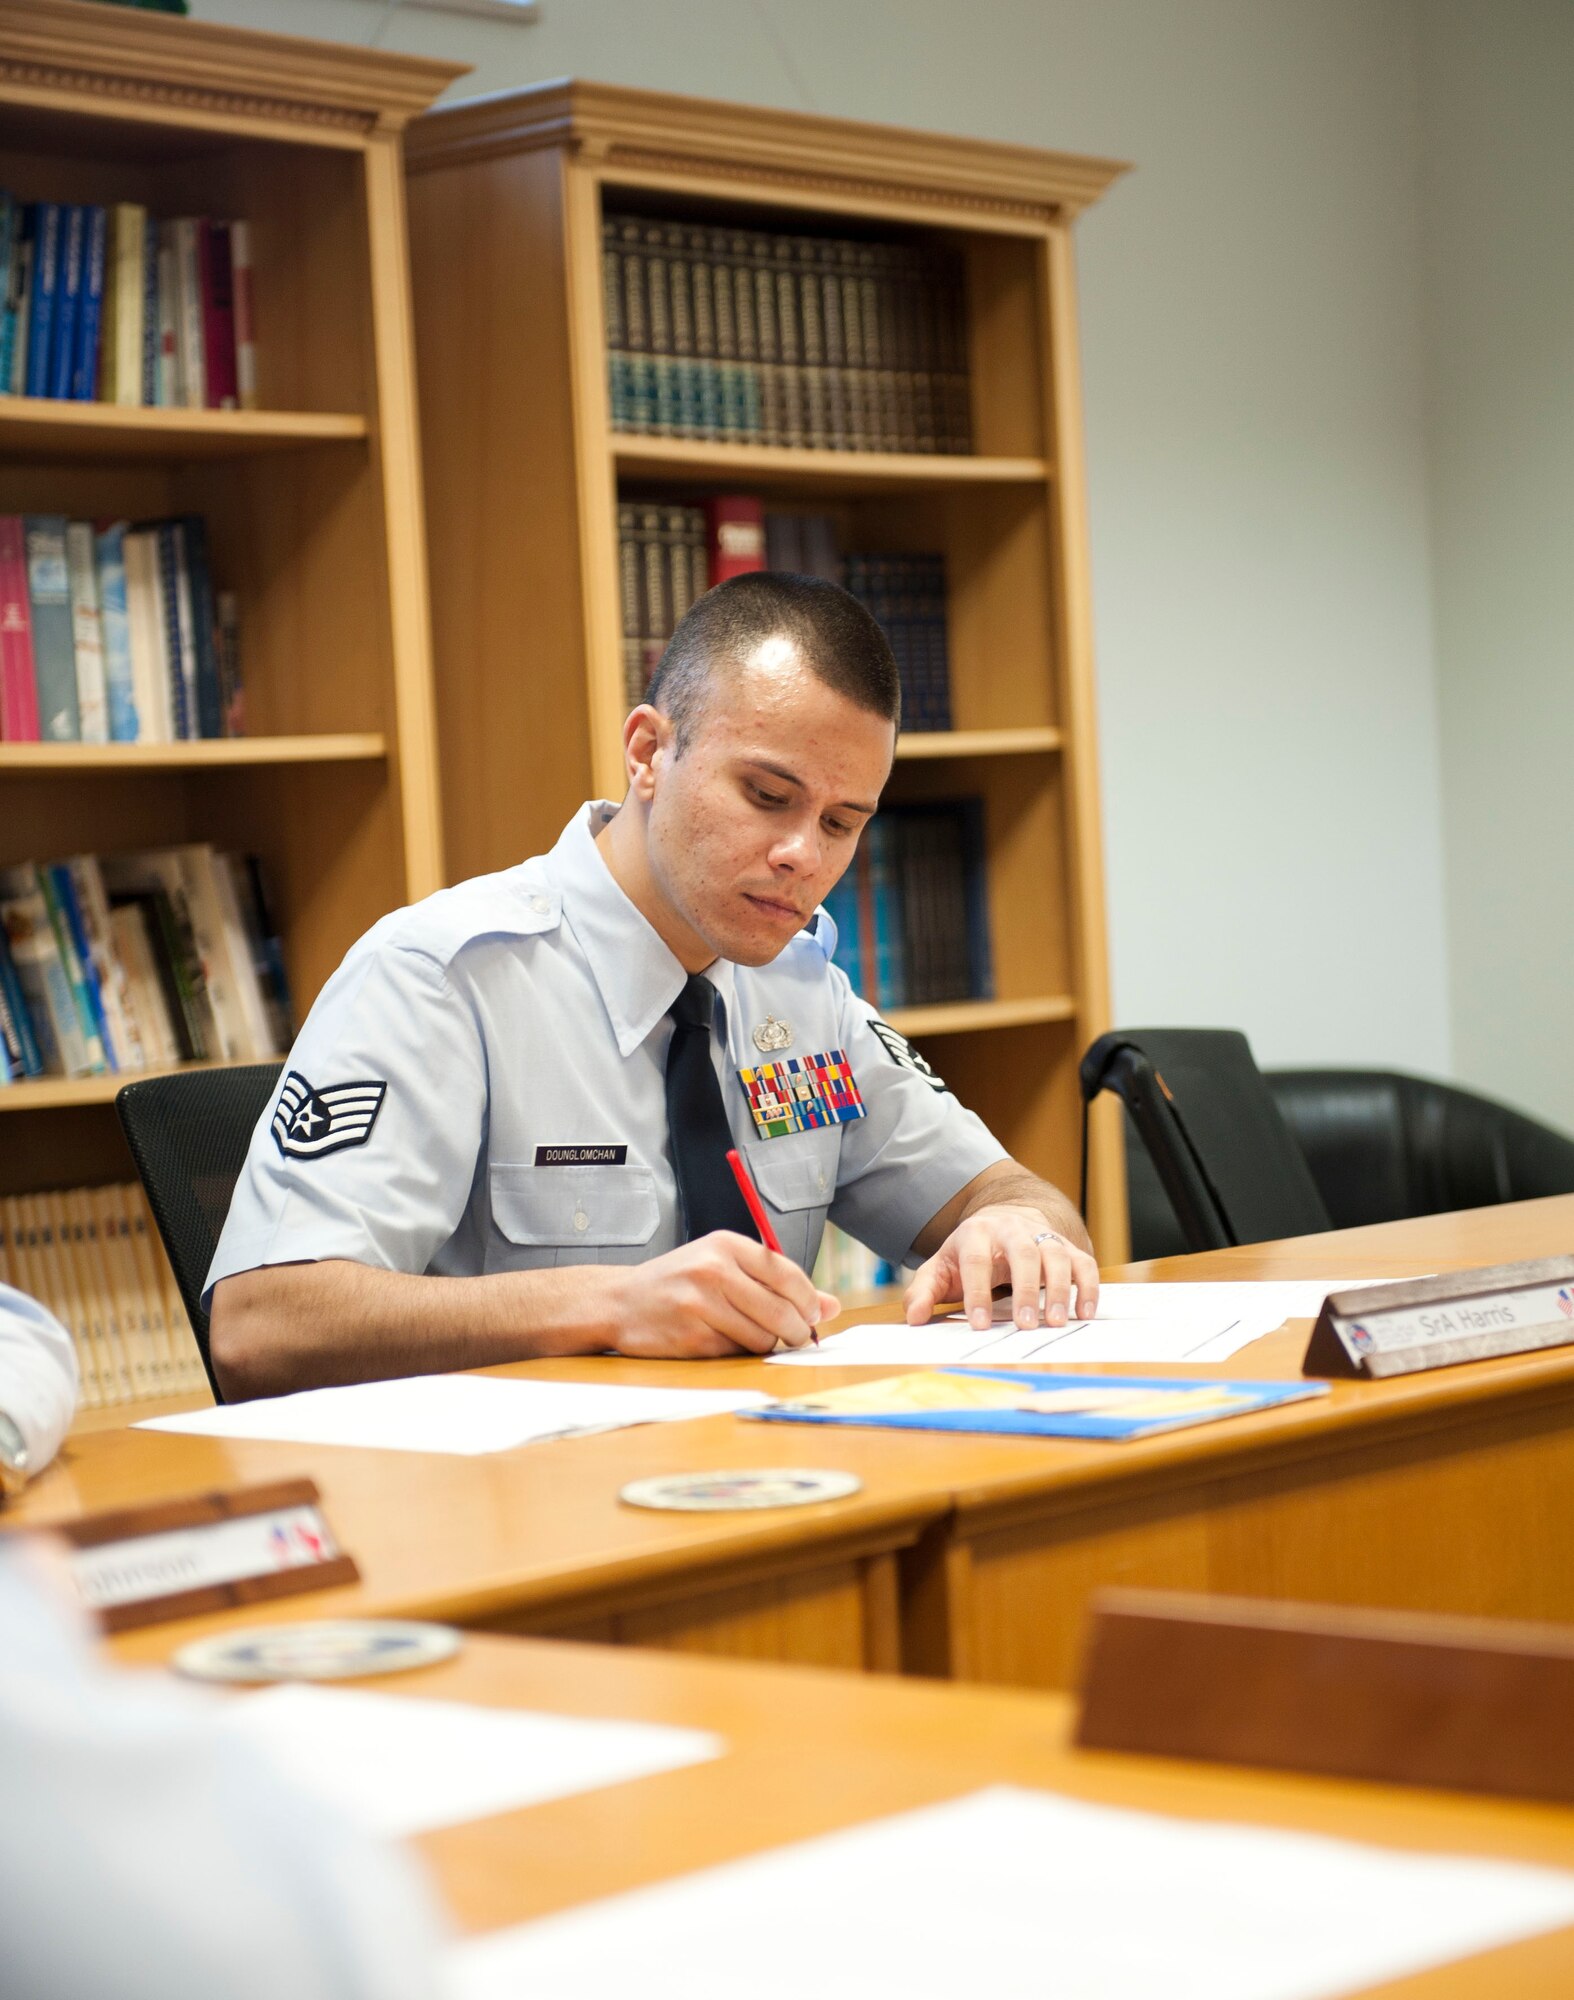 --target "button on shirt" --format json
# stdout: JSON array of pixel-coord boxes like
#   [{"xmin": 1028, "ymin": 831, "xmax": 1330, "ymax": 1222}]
[{"xmin": 206, "ymin": 802, "xmax": 1006, "ymax": 1303}]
